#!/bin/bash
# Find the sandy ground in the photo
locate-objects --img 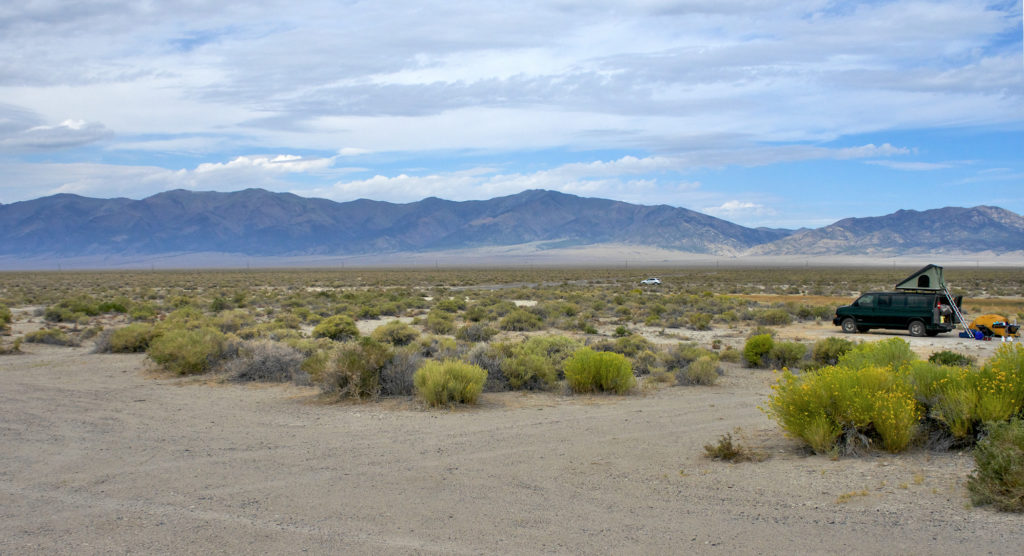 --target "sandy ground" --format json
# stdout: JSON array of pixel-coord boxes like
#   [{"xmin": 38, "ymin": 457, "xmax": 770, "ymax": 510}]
[{"xmin": 2, "ymin": 319, "xmax": 1023, "ymax": 555}]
